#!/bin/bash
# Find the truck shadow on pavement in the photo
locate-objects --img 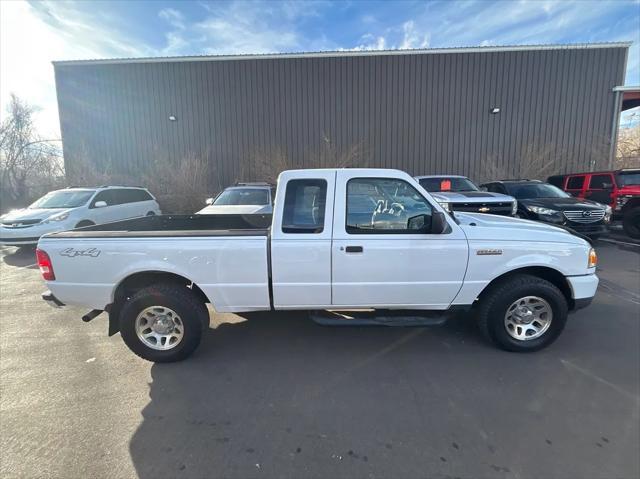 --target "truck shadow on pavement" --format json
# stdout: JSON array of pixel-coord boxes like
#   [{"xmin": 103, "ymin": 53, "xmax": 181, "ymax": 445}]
[
  {"xmin": 1, "ymin": 246, "xmax": 37, "ymax": 268},
  {"xmin": 128, "ymin": 311, "xmax": 487, "ymax": 478}
]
